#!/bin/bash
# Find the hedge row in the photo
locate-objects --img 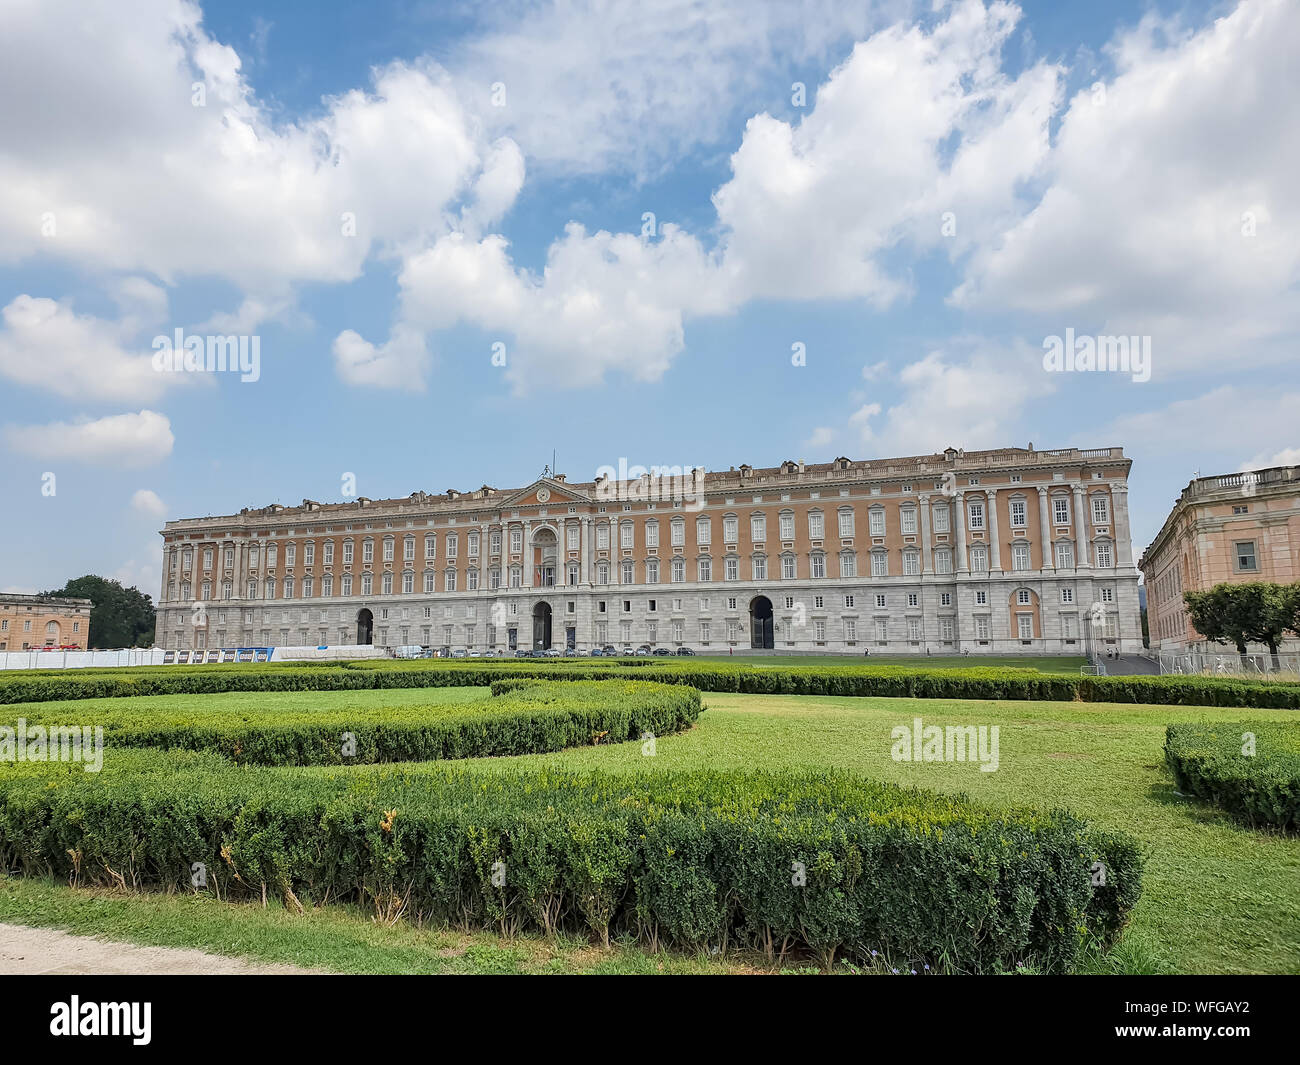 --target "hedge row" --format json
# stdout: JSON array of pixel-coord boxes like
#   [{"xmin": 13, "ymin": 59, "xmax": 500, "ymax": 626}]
[
  {"xmin": 0, "ymin": 680, "xmax": 700, "ymax": 767},
  {"xmin": 5, "ymin": 659, "xmax": 1298, "ymax": 708},
  {"xmin": 0, "ymin": 758, "xmax": 1141, "ymax": 972},
  {"xmin": 1165, "ymin": 722, "xmax": 1300, "ymax": 830}
]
